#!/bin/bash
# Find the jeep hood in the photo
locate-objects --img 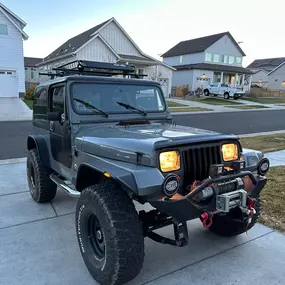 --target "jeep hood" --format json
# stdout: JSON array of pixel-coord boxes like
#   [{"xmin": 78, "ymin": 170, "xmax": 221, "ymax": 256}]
[{"xmin": 75, "ymin": 123, "xmax": 238, "ymax": 166}]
